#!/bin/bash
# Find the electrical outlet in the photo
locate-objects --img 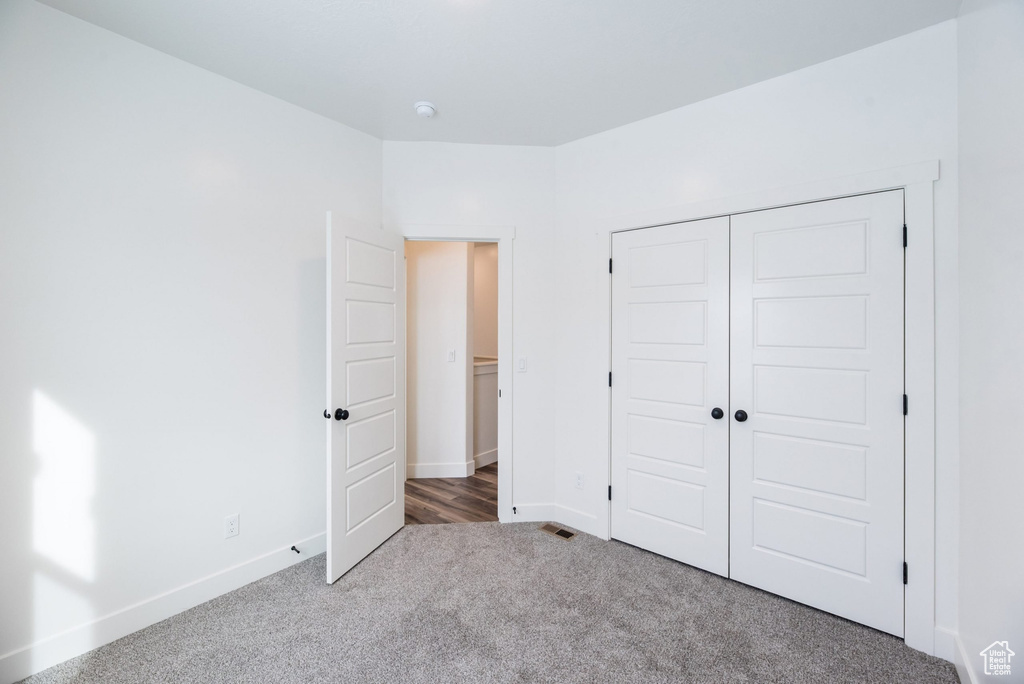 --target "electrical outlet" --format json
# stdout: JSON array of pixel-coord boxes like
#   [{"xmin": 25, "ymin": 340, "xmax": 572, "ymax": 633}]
[
  {"xmin": 224, "ymin": 513, "xmax": 239, "ymax": 538},
  {"xmin": 575, "ymin": 472, "xmax": 585, "ymax": 490},
  {"xmin": 447, "ymin": 349, "xmax": 456, "ymax": 362}
]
